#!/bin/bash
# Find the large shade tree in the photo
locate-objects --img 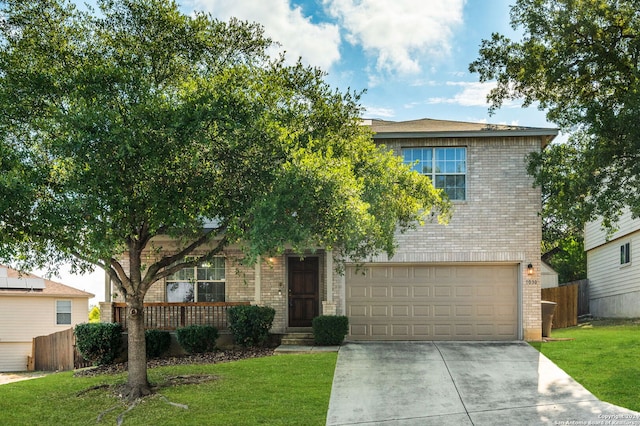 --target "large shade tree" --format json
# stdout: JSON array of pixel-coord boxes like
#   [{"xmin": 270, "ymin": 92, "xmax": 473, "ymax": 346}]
[
  {"xmin": 470, "ymin": 0, "xmax": 640, "ymax": 277},
  {"xmin": 0, "ymin": 0, "xmax": 449, "ymax": 399}
]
